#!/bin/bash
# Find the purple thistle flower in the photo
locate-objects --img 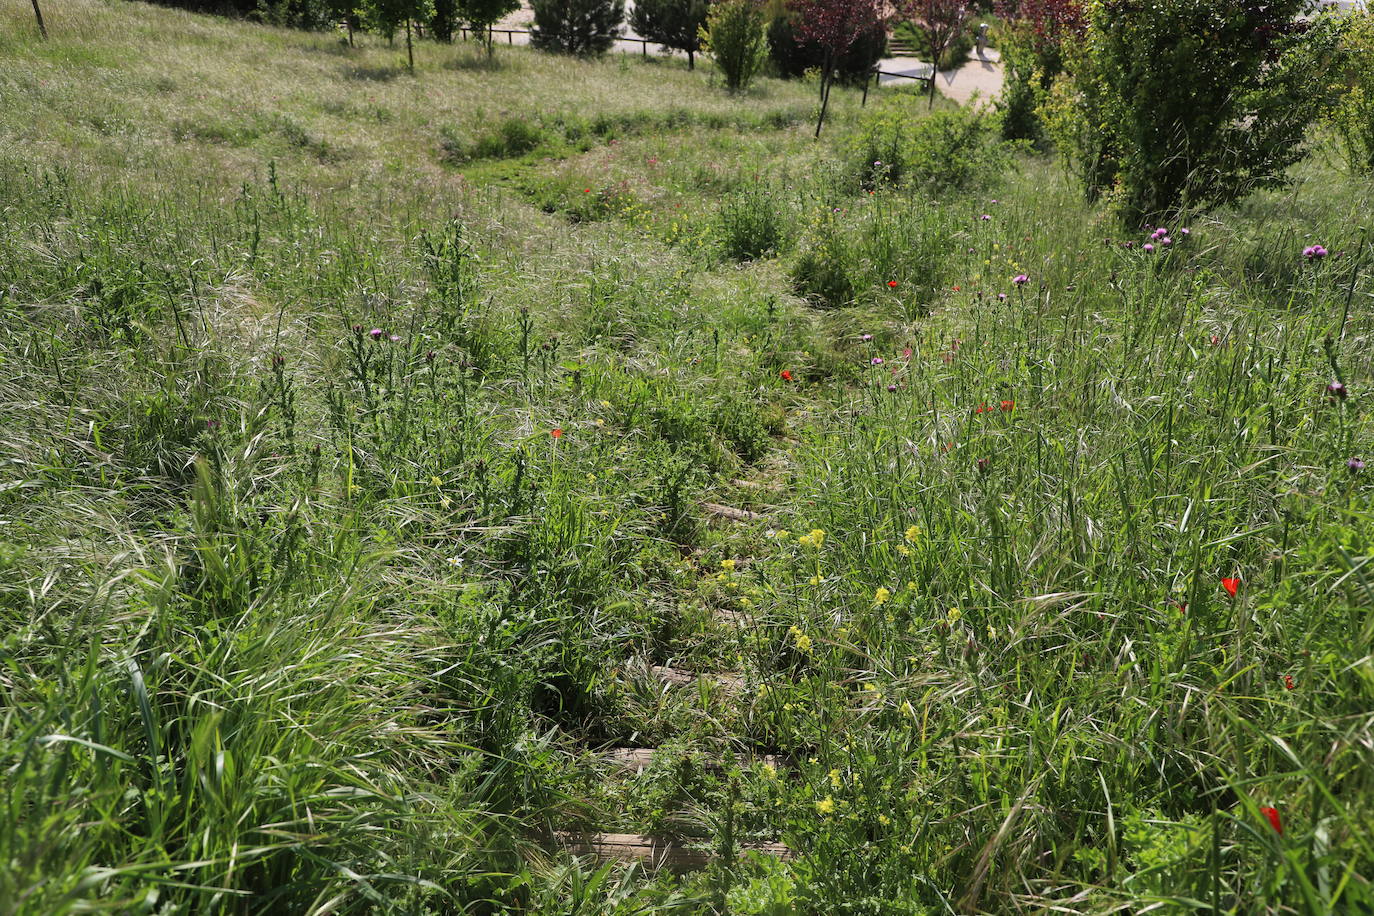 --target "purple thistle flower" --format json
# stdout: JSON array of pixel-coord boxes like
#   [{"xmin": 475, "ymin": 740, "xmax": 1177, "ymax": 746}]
[
  {"xmin": 1304, "ymin": 244, "xmax": 1328, "ymax": 261},
  {"xmin": 1349, "ymin": 457, "xmax": 1366, "ymax": 474},
  {"xmin": 1161, "ymin": 237, "xmax": 1173, "ymax": 246},
  {"xmin": 369, "ymin": 328, "xmax": 384, "ymax": 340},
  {"xmin": 861, "ymin": 333, "xmax": 873, "ymax": 342},
  {"xmin": 887, "ymin": 384, "xmax": 898, "ymax": 392},
  {"xmin": 389, "ymin": 334, "xmax": 401, "ymax": 342},
  {"xmin": 1152, "ymin": 227, "xmax": 1168, "ymax": 240},
  {"xmin": 1180, "ymin": 228, "xmax": 1191, "ymax": 236},
  {"xmin": 1012, "ymin": 274, "xmax": 1029, "ymax": 286},
  {"xmin": 1327, "ymin": 380, "xmax": 1348, "ymax": 400},
  {"xmin": 1143, "ymin": 243, "xmax": 1155, "ymax": 253},
  {"xmin": 871, "ymin": 357, "xmax": 884, "ymax": 366},
  {"xmin": 997, "ymin": 292, "xmax": 1007, "ymax": 302},
  {"xmin": 980, "ymin": 214, "xmax": 991, "ymax": 221}
]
